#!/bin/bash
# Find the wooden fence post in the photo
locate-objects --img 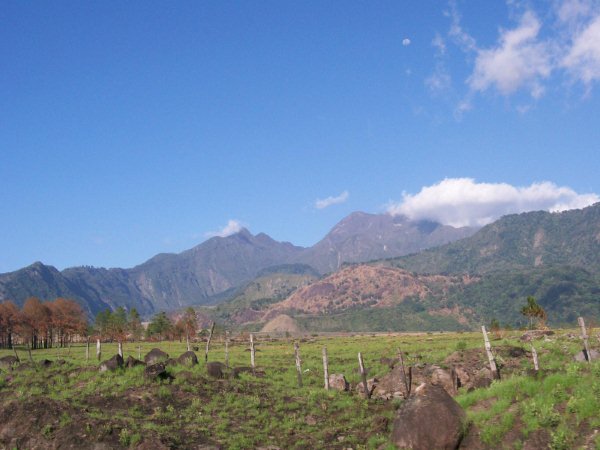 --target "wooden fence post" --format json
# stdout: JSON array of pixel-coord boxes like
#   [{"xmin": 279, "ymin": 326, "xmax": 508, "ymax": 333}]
[
  {"xmin": 481, "ymin": 326, "xmax": 499, "ymax": 380},
  {"xmin": 205, "ymin": 322, "xmax": 215, "ymax": 362},
  {"xmin": 294, "ymin": 342, "xmax": 303, "ymax": 388},
  {"xmin": 96, "ymin": 339, "xmax": 101, "ymax": 361},
  {"xmin": 12, "ymin": 345, "xmax": 19, "ymax": 362},
  {"xmin": 225, "ymin": 331, "xmax": 230, "ymax": 369},
  {"xmin": 322, "ymin": 347, "xmax": 330, "ymax": 390},
  {"xmin": 27, "ymin": 344, "xmax": 33, "ymax": 363},
  {"xmin": 358, "ymin": 352, "xmax": 371, "ymax": 399},
  {"xmin": 531, "ymin": 344, "xmax": 539, "ymax": 371},
  {"xmin": 397, "ymin": 348, "xmax": 411, "ymax": 397},
  {"xmin": 250, "ymin": 333, "xmax": 256, "ymax": 373},
  {"xmin": 85, "ymin": 338, "xmax": 90, "ymax": 362},
  {"xmin": 578, "ymin": 317, "xmax": 593, "ymax": 362}
]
